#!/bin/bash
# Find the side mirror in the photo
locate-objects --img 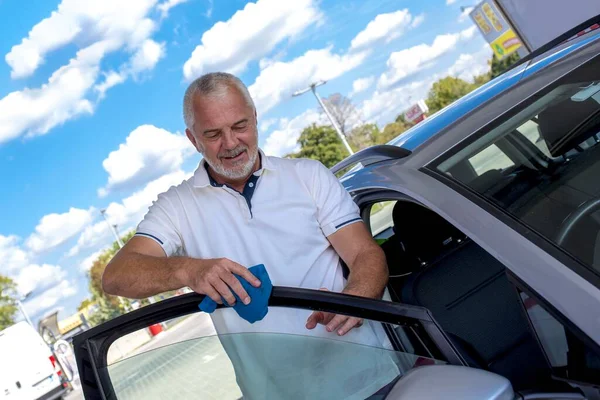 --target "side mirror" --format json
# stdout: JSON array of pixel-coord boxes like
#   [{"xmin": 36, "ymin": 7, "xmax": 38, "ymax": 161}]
[{"xmin": 386, "ymin": 365, "xmax": 514, "ymax": 400}]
